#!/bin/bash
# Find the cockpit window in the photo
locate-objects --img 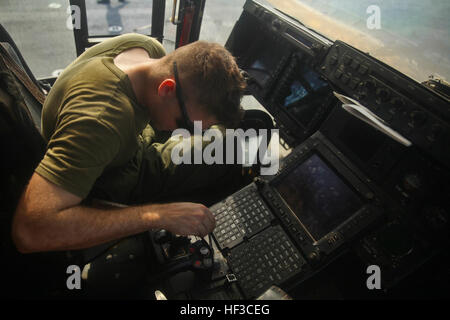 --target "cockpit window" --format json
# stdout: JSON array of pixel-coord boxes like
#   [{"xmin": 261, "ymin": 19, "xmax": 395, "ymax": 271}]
[
  {"xmin": 268, "ymin": 0, "xmax": 450, "ymax": 84},
  {"xmin": 0, "ymin": 0, "xmax": 77, "ymax": 79},
  {"xmin": 0, "ymin": 0, "xmax": 243, "ymax": 79}
]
